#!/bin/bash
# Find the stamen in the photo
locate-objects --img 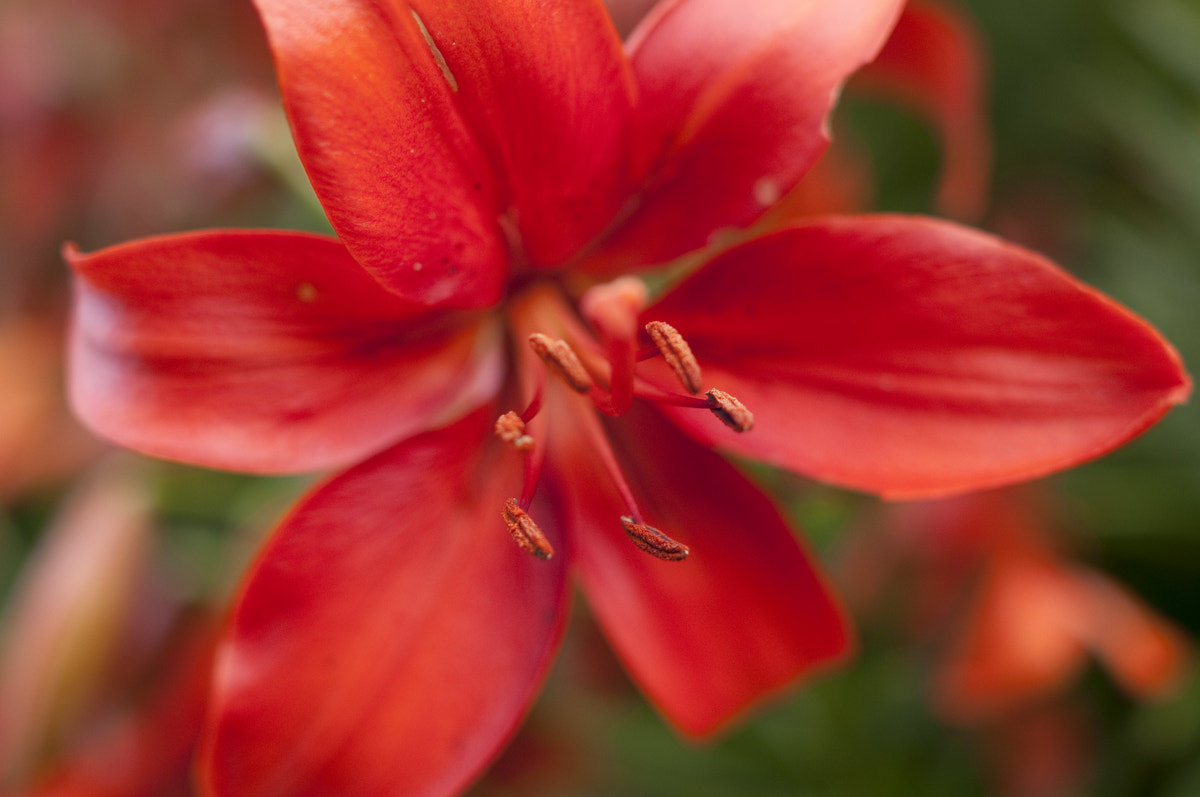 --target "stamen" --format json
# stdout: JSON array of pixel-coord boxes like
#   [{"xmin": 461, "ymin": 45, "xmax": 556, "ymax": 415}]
[
  {"xmin": 620, "ymin": 517, "xmax": 689, "ymax": 561},
  {"xmin": 528, "ymin": 333, "xmax": 593, "ymax": 393},
  {"xmin": 494, "ymin": 411, "xmax": 534, "ymax": 452},
  {"xmin": 645, "ymin": 321, "xmax": 703, "ymax": 394},
  {"xmin": 633, "ymin": 384, "xmax": 712, "ymax": 409},
  {"xmin": 502, "ymin": 499, "xmax": 554, "ymax": 560},
  {"xmin": 707, "ymin": 388, "xmax": 754, "ymax": 432},
  {"xmin": 518, "ymin": 377, "xmax": 544, "ymax": 424},
  {"xmin": 574, "ymin": 397, "xmax": 647, "ymax": 524}
]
